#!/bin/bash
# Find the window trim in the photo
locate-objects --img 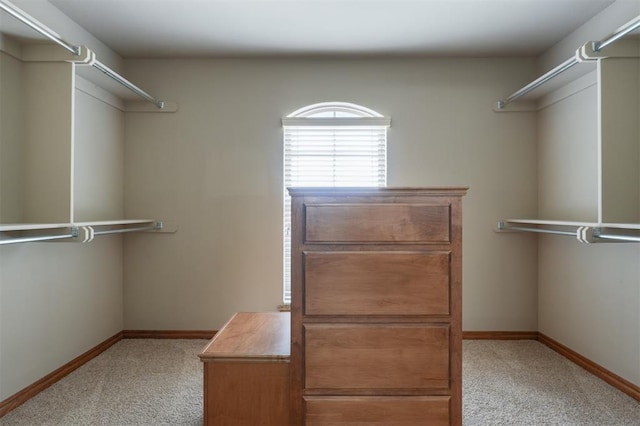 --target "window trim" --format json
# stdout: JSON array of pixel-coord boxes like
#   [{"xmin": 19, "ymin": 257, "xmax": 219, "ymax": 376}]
[
  {"xmin": 281, "ymin": 117, "xmax": 391, "ymax": 127},
  {"xmin": 286, "ymin": 101, "xmax": 384, "ymax": 118}
]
